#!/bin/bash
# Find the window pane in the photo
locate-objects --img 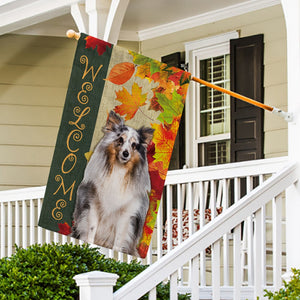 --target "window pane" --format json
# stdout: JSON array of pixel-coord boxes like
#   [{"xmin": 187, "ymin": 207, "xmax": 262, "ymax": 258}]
[
  {"xmin": 198, "ymin": 140, "xmax": 230, "ymax": 167},
  {"xmin": 199, "ymin": 54, "xmax": 230, "ymax": 138}
]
